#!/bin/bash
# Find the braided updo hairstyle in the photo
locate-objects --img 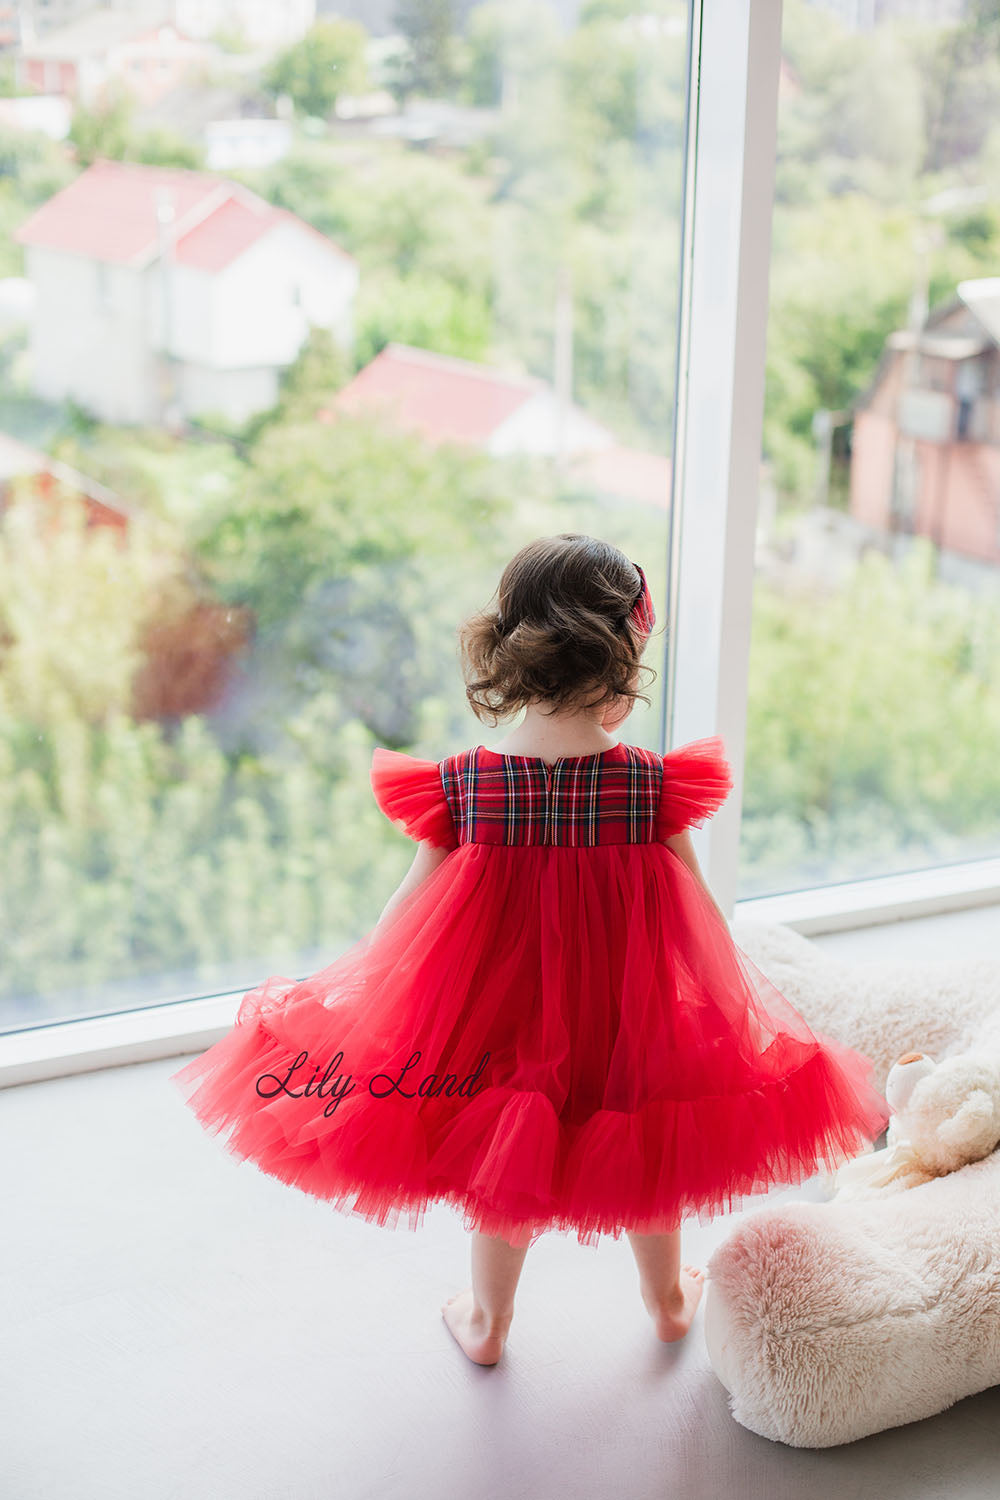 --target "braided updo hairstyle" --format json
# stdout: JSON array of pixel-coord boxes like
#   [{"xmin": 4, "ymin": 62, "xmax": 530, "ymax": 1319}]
[{"xmin": 458, "ymin": 533, "xmax": 660, "ymax": 728}]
